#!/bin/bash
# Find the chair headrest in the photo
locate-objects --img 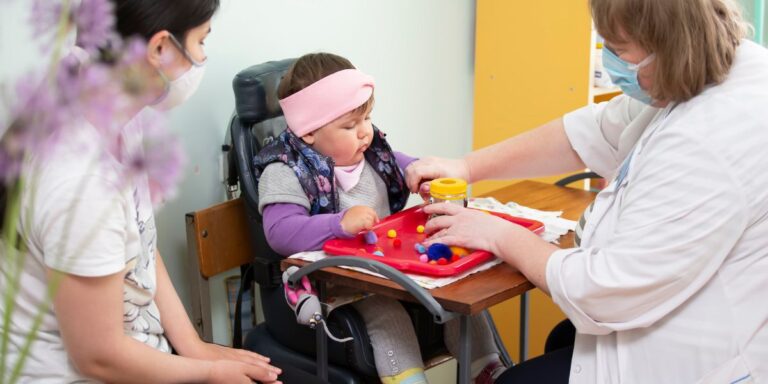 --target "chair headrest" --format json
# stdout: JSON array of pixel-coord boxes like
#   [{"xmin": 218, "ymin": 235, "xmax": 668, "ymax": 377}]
[{"xmin": 232, "ymin": 58, "xmax": 296, "ymax": 125}]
